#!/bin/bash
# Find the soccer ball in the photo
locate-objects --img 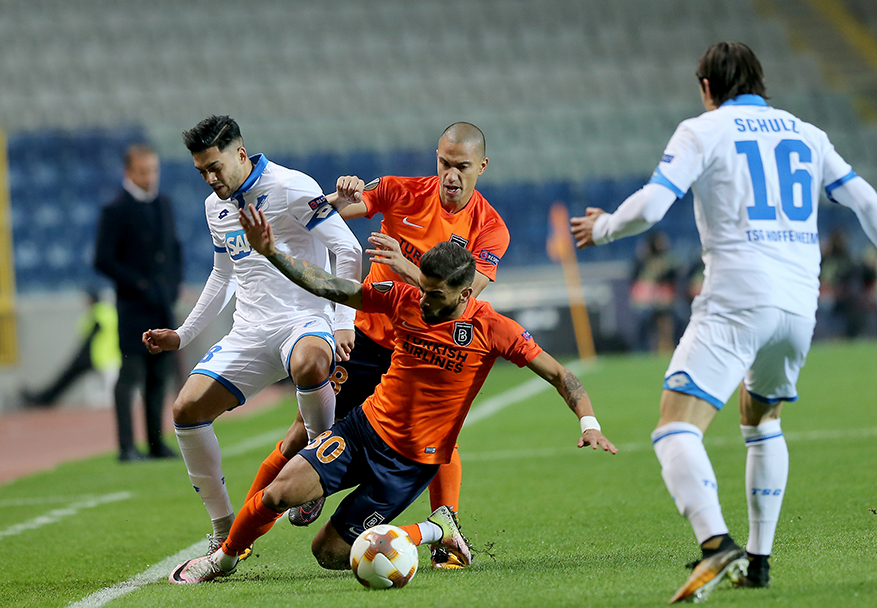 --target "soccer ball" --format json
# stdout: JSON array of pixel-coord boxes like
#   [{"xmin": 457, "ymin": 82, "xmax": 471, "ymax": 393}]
[{"xmin": 349, "ymin": 524, "xmax": 419, "ymax": 589}]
